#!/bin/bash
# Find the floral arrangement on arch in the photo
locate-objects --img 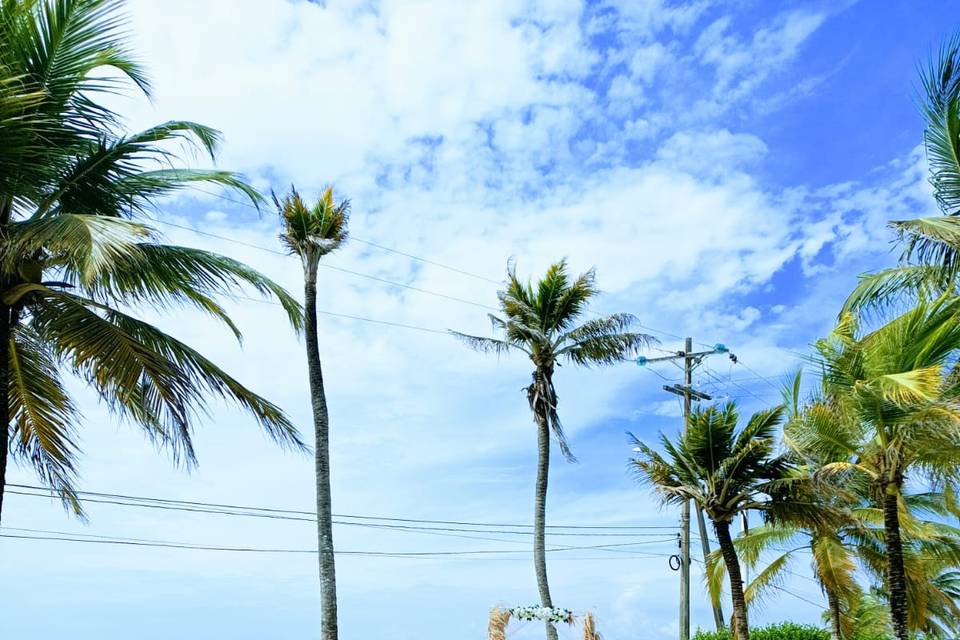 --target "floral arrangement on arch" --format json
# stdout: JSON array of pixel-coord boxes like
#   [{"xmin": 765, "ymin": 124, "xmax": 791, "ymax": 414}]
[
  {"xmin": 488, "ymin": 607, "xmax": 600, "ymax": 640},
  {"xmin": 509, "ymin": 605, "xmax": 574, "ymax": 624}
]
